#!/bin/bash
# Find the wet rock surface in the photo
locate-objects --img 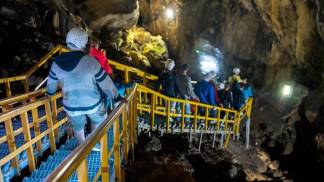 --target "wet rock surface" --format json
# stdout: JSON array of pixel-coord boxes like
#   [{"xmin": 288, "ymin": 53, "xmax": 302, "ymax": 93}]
[{"xmin": 128, "ymin": 132, "xmax": 292, "ymax": 182}]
